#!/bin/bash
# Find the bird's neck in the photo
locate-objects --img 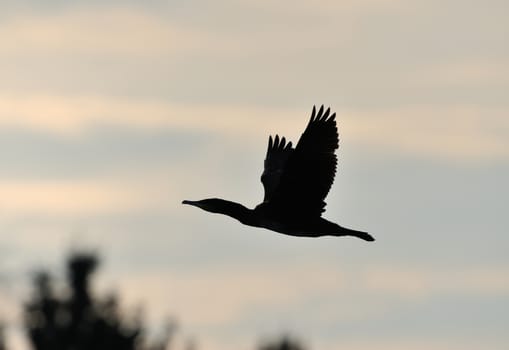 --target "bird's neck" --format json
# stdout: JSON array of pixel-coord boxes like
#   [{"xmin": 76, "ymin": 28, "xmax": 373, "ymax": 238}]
[{"xmin": 209, "ymin": 199, "xmax": 256, "ymax": 225}]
